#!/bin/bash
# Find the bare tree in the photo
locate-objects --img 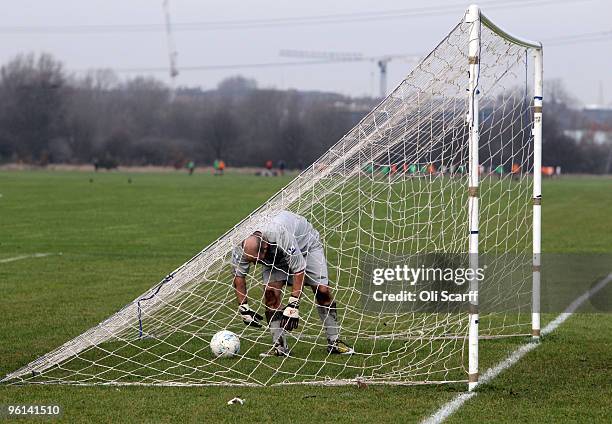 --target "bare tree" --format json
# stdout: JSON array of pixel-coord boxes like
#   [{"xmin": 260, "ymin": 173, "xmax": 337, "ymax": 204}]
[
  {"xmin": 204, "ymin": 103, "xmax": 239, "ymax": 161},
  {"xmin": 0, "ymin": 53, "xmax": 66, "ymax": 162}
]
